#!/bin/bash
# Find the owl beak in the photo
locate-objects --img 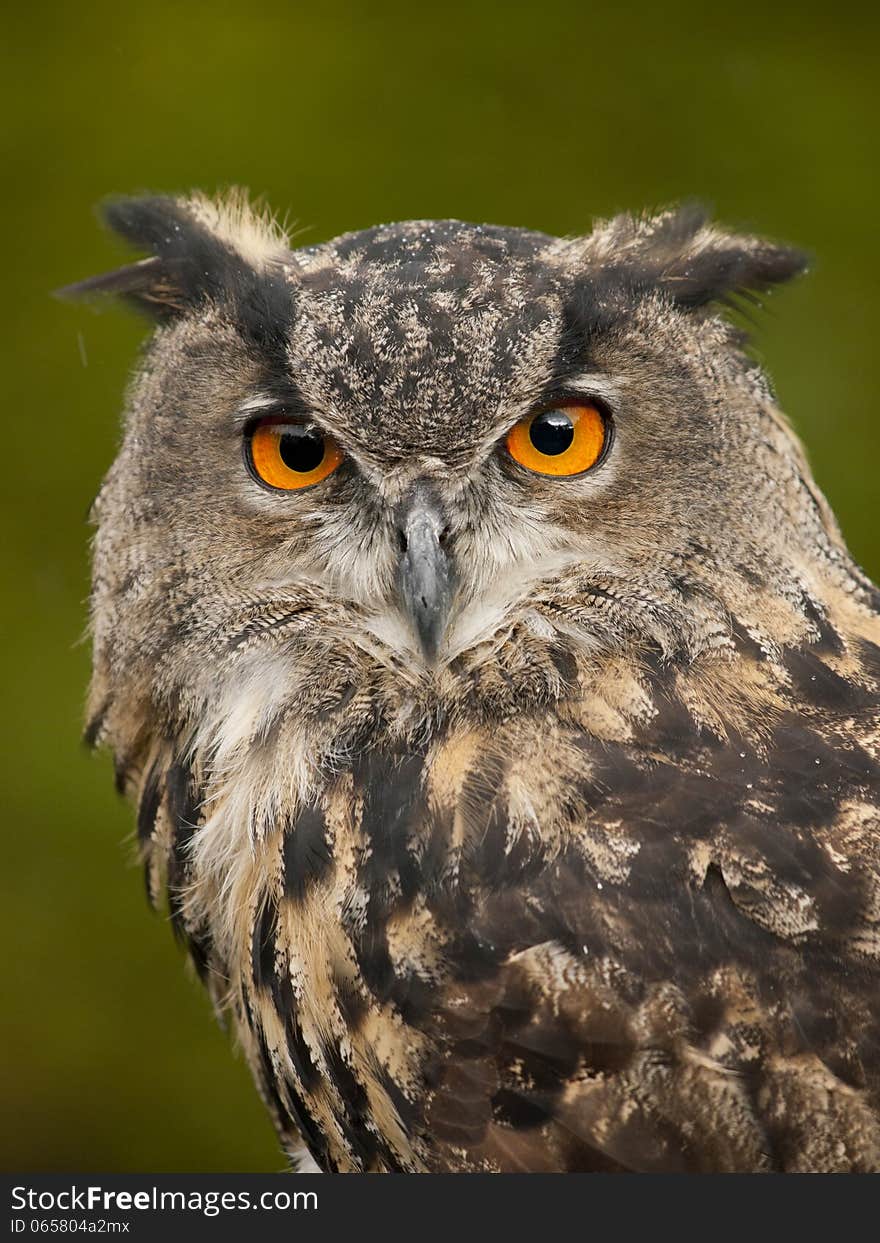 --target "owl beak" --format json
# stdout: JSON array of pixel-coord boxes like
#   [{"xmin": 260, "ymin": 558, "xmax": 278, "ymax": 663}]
[{"xmin": 396, "ymin": 485, "xmax": 453, "ymax": 663}]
